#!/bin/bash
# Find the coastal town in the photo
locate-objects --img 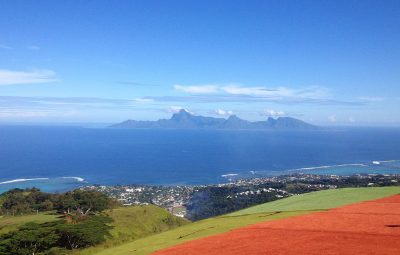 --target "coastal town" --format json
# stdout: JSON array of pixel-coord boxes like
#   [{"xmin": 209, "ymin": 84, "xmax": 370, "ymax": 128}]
[{"xmin": 82, "ymin": 173, "xmax": 400, "ymax": 218}]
